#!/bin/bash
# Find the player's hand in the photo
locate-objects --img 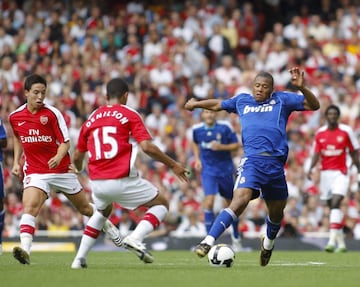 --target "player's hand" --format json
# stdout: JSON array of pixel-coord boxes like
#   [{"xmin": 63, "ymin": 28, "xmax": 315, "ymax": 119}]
[
  {"xmin": 68, "ymin": 163, "xmax": 81, "ymax": 174},
  {"xmin": 184, "ymin": 98, "xmax": 197, "ymax": 111},
  {"xmin": 172, "ymin": 163, "xmax": 190, "ymax": 182},
  {"xmin": 306, "ymin": 170, "xmax": 313, "ymax": 181},
  {"xmin": 194, "ymin": 159, "xmax": 202, "ymax": 172},
  {"xmin": 210, "ymin": 141, "xmax": 222, "ymax": 151},
  {"xmin": 289, "ymin": 67, "xmax": 305, "ymax": 88},
  {"xmin": 11, "ymin": 163, "xmax": 22, "ymax": 177},
  {"xmin": 48, "ymin": 156, "xmax": 61, "ymax": 169}
]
